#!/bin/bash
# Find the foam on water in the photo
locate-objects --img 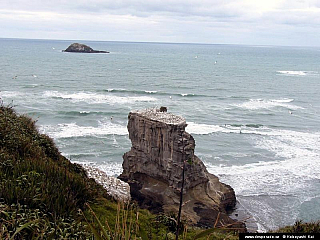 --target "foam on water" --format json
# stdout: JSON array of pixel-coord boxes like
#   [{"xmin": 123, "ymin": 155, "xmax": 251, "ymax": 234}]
[
  {"xmin": 72, "ymin": 160, "xmax": 123, "ymax": 177},
  {"xmin": 204, "ymin": 126, "xmax": 320, "ymax": 231},
  {"xmin": 186, "ymin": 122, "xmax": 232, "ymax": 135},
  {"xmin": 43, "ymin": 91, "xmax": 156, "ymax": 104},
  {"xmin": 40, "ymin": 120, "xmax": 128, "ymax": 139},
  {"xmin": 104, "ymin": 88, "xmax": 157, "ymax": 94},
  {"xmin": 145, "ymin": 90, "xmax": 158, "ymax": 94},
  {"xmin": 277, "ymin": 70, "xmax": 318, "ymax": 76},
  {"xmin": 186, "ymin": 122, "xmax": 269, "ymax": 135},
  {"xmin": 1, "ymin": 91, "xmax": 24, "ymax": 98},
  {"xmin": 277, "ymin": 71, "xmax": 307, "ymax": 76},
  {"xmin": 233, "ymin": 98, "xmax": 302, "ymax": 110},
  {"xmin": 181, "ymin": 93, "xmax": 195, "ymax": 97},
  {"xmin": 72, "ymin": 161, "xmax": 122, "ymax": 177}
]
